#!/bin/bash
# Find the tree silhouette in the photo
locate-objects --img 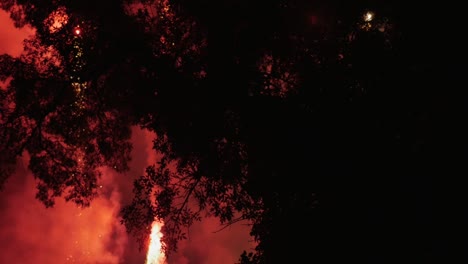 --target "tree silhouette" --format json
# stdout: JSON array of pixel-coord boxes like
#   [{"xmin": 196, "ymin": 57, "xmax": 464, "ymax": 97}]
[{"xmin": 2, "ymin": 0, "xmax": 466, "ymax": 262}]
